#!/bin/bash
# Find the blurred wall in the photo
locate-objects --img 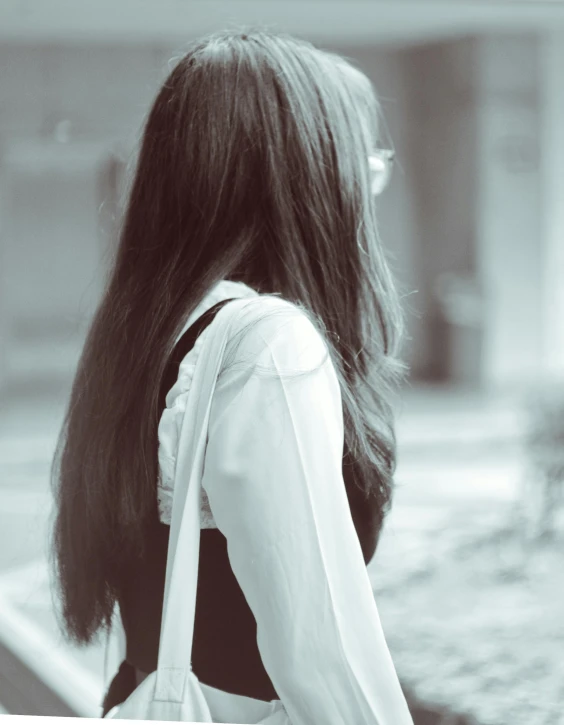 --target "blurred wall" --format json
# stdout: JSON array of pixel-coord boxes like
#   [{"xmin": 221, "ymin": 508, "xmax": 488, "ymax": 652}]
[
  {"xmin": 397, "ymin": 33, "xmax": 547, "ymax": 389},
  {"xmin": 402, "ymin": 37, "xmax": 480, "ymax": 381},
  {"xmin": 476, "ymin": 34, "xmax": 544, "ymax": 390},
  {"xmin": 0, "ymin": 45, "xmax": 173, "ymax": 392}
]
